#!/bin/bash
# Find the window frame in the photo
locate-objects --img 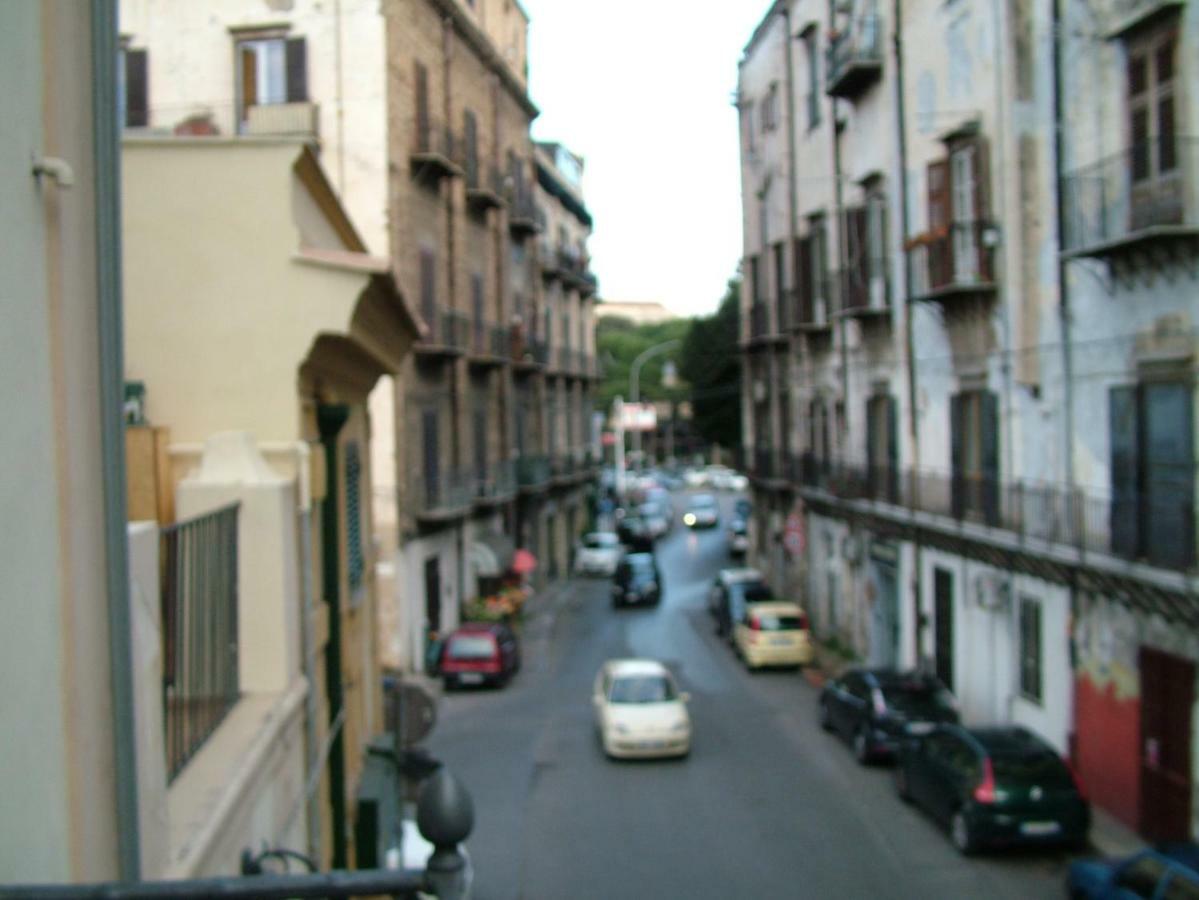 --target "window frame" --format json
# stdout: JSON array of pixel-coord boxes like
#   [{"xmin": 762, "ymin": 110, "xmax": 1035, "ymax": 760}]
[{"xmin": 1018, "ymin": 595, "xmax": 1043, "ymax": 704}]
